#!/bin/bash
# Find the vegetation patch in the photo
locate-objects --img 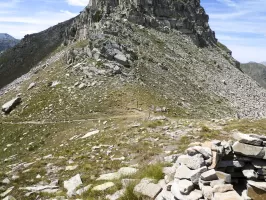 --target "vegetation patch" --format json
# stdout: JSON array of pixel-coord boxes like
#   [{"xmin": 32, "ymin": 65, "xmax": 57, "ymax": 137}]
[{"xmin": 224, "ymin": 119, "xmax": 266, "ymax": 135}]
